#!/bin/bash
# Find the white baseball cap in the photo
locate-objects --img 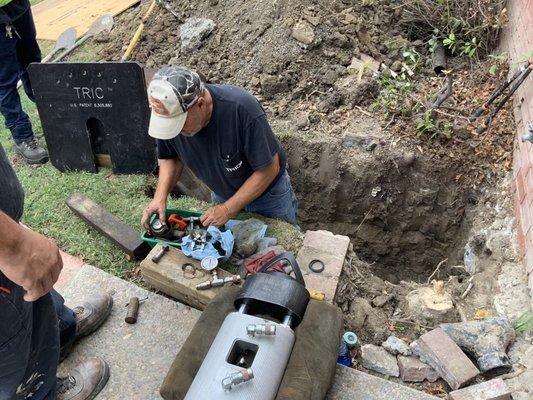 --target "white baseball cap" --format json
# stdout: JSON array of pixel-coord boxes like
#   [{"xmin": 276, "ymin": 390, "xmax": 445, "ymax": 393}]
[{"xmin": 147, "ymin": 66, "xmax": 204, "ymax": 140}]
